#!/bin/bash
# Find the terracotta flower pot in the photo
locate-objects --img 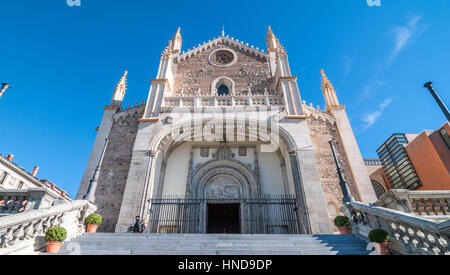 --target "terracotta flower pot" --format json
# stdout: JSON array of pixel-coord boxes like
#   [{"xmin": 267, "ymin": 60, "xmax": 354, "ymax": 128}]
[
  {"xmin": 338, "ymin": 226, "xmax": 350, "ymax": 235},
  {"xmin": 378, "ymin": 242, "xmax": 390, "ymax": 255},
  {"xmin": 46, "ymin": 241, "xmax": 62, "ymax": 253},
  {"xmin": 86, "ymin": 224, "xmax": 98, "ymax": 233}
]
